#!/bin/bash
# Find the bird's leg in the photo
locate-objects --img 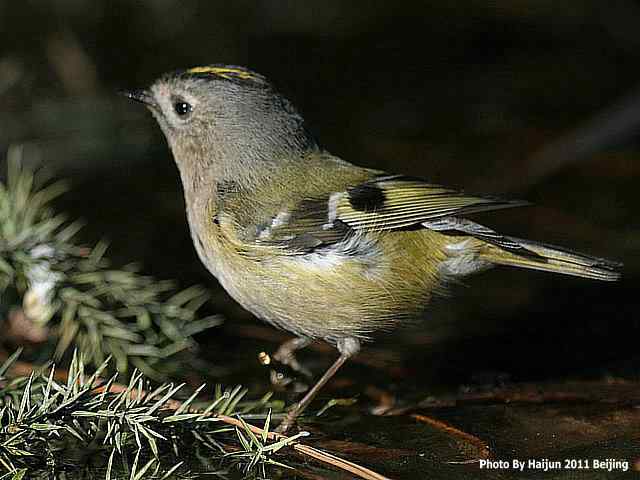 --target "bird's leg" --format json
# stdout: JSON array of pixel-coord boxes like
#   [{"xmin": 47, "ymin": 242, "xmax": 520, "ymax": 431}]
[
  {"xmin": 276, "ymin": 337, "xmax": 360, "ymax": 433},
  {"xmin": 272, "ymin": 337, "xmax": 312, "ymax": 378}
]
